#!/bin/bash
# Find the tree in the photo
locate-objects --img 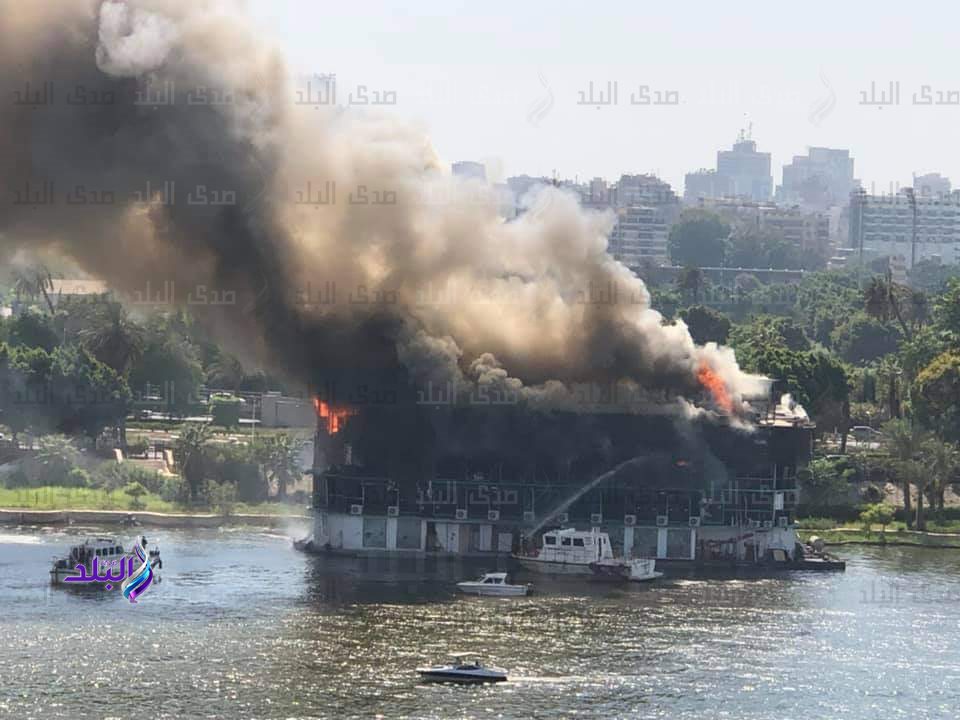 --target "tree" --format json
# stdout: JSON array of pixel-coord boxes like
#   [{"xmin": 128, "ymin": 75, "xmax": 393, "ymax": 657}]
[
  {"xmin": 729, "ymin": 315, "xmax": 810, "ymax": 353},
  {"xmin": 253, "ymin": 433, "xmax": 304, "ymax": 501},
  {"xmin": 11, "ymin": 265, "xmax": 55, "ymax": 314},
  {"xmin": 129, "ymin": 319, "xmax": 204, "ymax": 417},
  {"xmin": 679, "ymin": 305, "xmax": 731, "ymax": 345},
  {"xmin": 78, "ymin": 302, "xmax": 146, "ymax": 376},
  {"xmin": 667, "ymin": 210, "xmax": 729, "ymax": 267},
  {"xmin": 174, "ymin": 423, "xmax": 211, "ymax": 502},
  {"xmin": 78, "ymin": 302, "xmax": 145, "ymax": 449},
  {"xmin": 933, "ymin": 277, "xmax": 960, "ymax": 340},
  {"xmin": 830, "ymin": 313, "xmax": 901, "ymax": 364},
  {"xmin": 794, "ymin": 270, "xmax": 863, "ymax": 347},
  {"xmin": 915, "ymin": 351, "xmax": 960, "ymax": 441},
  {"xmin": 33, "ymin": 434, "xmax": 81, "ymax": 485},
  {"xmin": 874, "ymin": 355, "xmax": 902, "ymax": 420},
  {"xmin": 799, "ymin": 457, "xmax": 852, "ymax": 508},
  {"xmin": 0, "ymin": 343, "xmax": 129, "ymax": 441},
  {"xmin": 882, "ymin": 418, "xmax": 926, "ymax": 529},
  {"xmin": 124, "ymin": 481, "xmax": 148, "ymax": 511},
  {"xmin": 6, "ymin": 311, "xmax": 59, "ymax": 353},
  {"xmin": 922, "ymin": 437, "xmax": 959, "ymax": 513},
  {"xmin": 676, "ymin": 266, "xmax": 705, "ymax": 304},
  {"xmin": 864, "ymin": 271, "xmax": 911, "ymax": 339},
  {"xmin": 859, "ymin": 503, "xmax": 895, "ymax": 539}
]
